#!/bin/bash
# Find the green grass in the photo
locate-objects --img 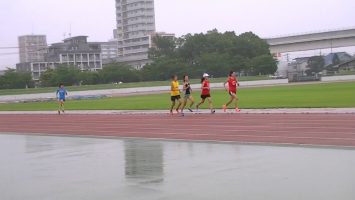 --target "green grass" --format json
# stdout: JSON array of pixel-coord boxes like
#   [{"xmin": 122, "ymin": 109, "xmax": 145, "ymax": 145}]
[
  {"xmin": 0, "ymin": 75, "xmax": 270, "ymax": 96},
  {"xmin": 0, "ymin": 82, "xmax": 354, "ymax": 111}
]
